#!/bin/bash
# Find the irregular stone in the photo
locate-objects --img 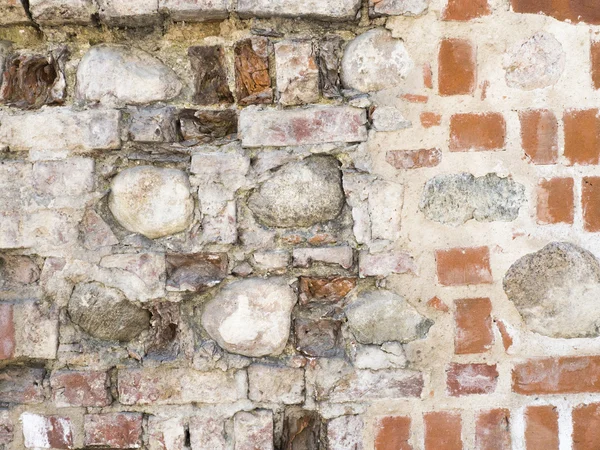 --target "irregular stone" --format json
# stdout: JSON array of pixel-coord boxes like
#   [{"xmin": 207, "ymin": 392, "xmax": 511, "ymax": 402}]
[
  {"xmin": 166, "ymin": 253, "xmax": 227, "ymax": 292},
  {"xmin": 0, "ymin": 255, "xmax": 40, "ymax": 287},
  {"xmin": 0, "ymin": 0, "xmax": 30, "ymax": 25},
  {"xmin": 148, "ymin": 416, "xmax": 185, "ymax": 450},
  {"xmin": 21, "ymin": 413, "xmax": 74, "ymax": 450},
  {"xmin": 292, "ymin": 246, "xmax": 354, "ymax": 269},
  {"xmin": 237, "ymin": 0, "xmax": 361, "ymax": 21},
  {"xmin": 189, "ymin": 45, "xmax": 234, "ymax": 105},
  {"xmin": 109, "ymin": 166, "xmax": 194, "ymax": 239},
  {"xmin": 159, "ymin": 0, "xmax": 228, "ymax": 21},
  {"xmin": 282, "ymin": 408, "xmax": 321, "ymax": 450},
  {"xmin": 12, "ymin": 302, "xmax": 59, "ymax": 360},
  {"xmin": 371, "ymin": 106, "xmax": 411, "ymax": 131},
  {"xmin": 32, "ymin": 158, "xmax": 94, "ymax": 197},
  {"xmin": 352, "ymin": 342, "xmax": 407, "ymax": 370},
  {"xmin": 341, "ymin": 28, "xmax": 414, "ymax": 93},
  {"xmin": 99, "ymin": 252, "xmax": 165, "ymax": 300},
  {"xmin": 0, "ymin": 367, "xmax": 45, "ymax": 404},
  {"xmin": 299, "ymin": 277, "xmax": 356, "ymax": 304},
  {"xmin": 179, "ymin": 109, "xmax": 237, "ymax": 142},
  {"xmin": 294, "ymin": 304, "xmax": 344, "ymax": 357},
  {"xmin": 68, "ymin": 282, "xmax": 151, "ymax": 342},
  {"xmin": 29, "ymin": 0, "xmax": 97, "ymax": 24},
  {"xmin": 328, "ymin": 415, "xmax": 363, "ymax": 450},
  {"xmin": 233, "ymin": 411, "xmax": 274, "ymax": 450},
  {"xmin": 96, "ymin": 0, "xmax": 159, "ymax": 25},
  {"xmin": 128, "ymin": 107, "xmax": 179, "ymax": 143},
  {"xmin": 503, "ymin": 242, "xmax": 600, "ymax": 338},
  {"xmin": 0, "ymin": 54, "xmax": 65, "ymax": 109},
  {"xmin": 318, "ymin": 36, "xmax": 343, "ymax": 98},
  {"xmin": 275, "ymin": 40, "xmax": 319, "ymax": 106},
  {"xmin": 77, "ymin": 45, "xmax": 182, "ymax": 107},
  {"xmin": 504, "ymin": 32, "xmax": 565, "ymax": 90},
  {"xmin": 201, "ymin": 278, "xmax": 297, "ymax": 357},
  {"xmin": 370, "ymin": 0, "xmax": 429, "ymax": 16},
  {"xmin": 239, "ymin": 106, "xmax": 367, "ymax": 147},
  {"xmin": 189, "ymin": 416, "xmax": 227, "ymax": 450},
  {"xmin": 248, "ymin": 156, "xmax": 345, "ymax": 228},
  {"xmin": 22, "ymin": 209, "xmax": 82, "ymax": 249},
  {"xmin": 0, "ymin": 108, "xmax": 121, "ymax": 151},
  {"xmin": 345, "ymin": 290, "xmax": 433, "ymax": 344},
  {"xmin": 80, "ymin": 210, "xmax": 119, "ymax": 250},
  {"xmin": 359, "ymin": 251, "xmax": 417, "ymax": 278},
  {"xmin": 248, "ymin": 365, "xmax": 304, "ymax": 404},
  {"xmin": 420, "ymin": 173, "xmax": 526, "ymax": 226},
  {"xmin": 234, "ymin": 37, "xmax": 273, "ymax": 105}
]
